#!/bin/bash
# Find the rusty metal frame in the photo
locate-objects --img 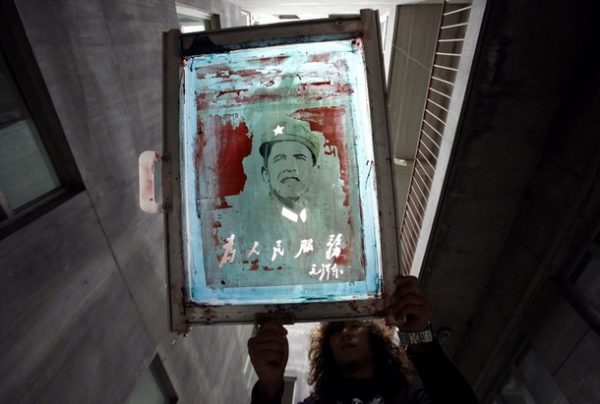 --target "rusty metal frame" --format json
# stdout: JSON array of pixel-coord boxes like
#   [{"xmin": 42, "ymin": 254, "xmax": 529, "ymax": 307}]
[
  {"xmin": 164, "ymin": 30, "xmax": 188, "ymax": 333},
  {"xmin": 163, "ymin": 10, "xmax": 400, "ymax": 329}
]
